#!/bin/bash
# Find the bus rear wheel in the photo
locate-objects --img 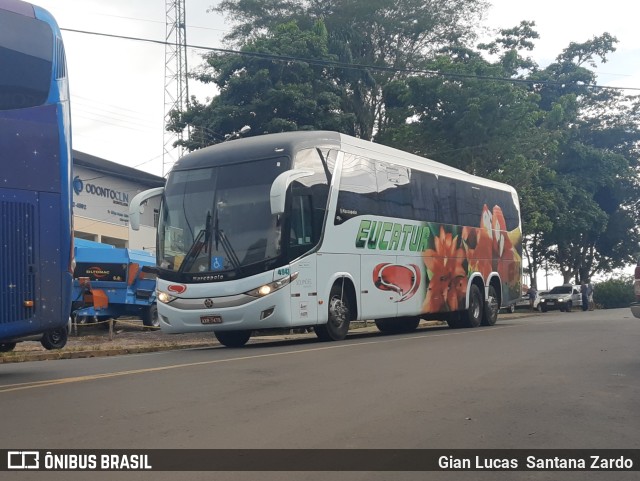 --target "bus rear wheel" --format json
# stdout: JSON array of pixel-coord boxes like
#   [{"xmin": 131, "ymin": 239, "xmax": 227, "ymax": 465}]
[
  {"xmin": 482, "ymin": 285, "xmax": 499, "ymax": 326},
  {"xmin": 316, "ymin": 283, "xmax": 352, "ymax": 341},
  {"xmin": 215, "ymin": 330, "xmax": 252, "ymax": 347},
  {"xmin": 41, "ymin": 327, "xmax": 68, "ymax": 350},
  {"xmin": 462, "ymin": 284, "xmax": 483, "ymax": 328}
]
